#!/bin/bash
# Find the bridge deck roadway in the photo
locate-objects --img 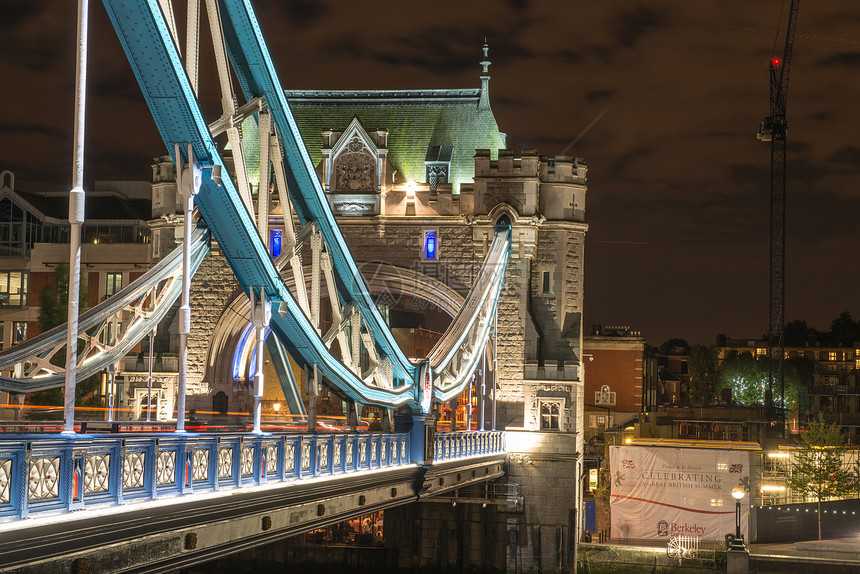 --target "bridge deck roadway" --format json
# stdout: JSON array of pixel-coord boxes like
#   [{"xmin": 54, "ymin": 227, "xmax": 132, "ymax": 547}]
[{"xmin": 0, "ymin": 455, "xmax": 505, "ymax": 574}]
